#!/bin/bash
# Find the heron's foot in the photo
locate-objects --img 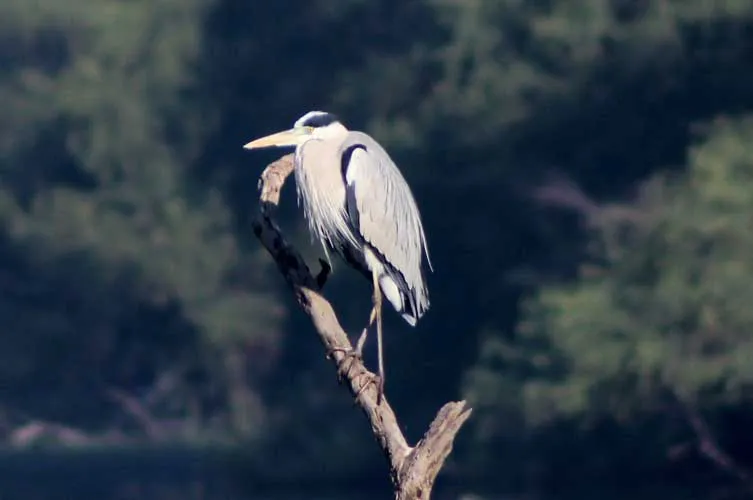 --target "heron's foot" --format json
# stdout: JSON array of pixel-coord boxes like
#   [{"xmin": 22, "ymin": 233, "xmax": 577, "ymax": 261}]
[
  {"xmin": 352, "ymin": 371, "xmax": 385, "ymax": 405},
  {"xmin": 315, "ymin": 259, "xmax": 331, "ymax": 290},
  {"xmin": 327, "ymin": 346, "xmax": 363, "ymax": 382}
]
